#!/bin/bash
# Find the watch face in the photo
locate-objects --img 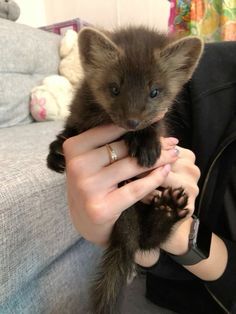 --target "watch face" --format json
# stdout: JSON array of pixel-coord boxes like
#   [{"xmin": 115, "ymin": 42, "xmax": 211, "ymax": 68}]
[{"xmin": 196, "ymin": 221, "xmax": 212, "ymax": 258}]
